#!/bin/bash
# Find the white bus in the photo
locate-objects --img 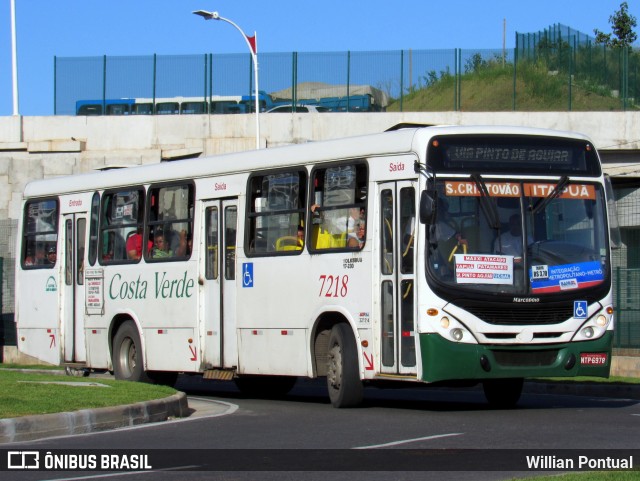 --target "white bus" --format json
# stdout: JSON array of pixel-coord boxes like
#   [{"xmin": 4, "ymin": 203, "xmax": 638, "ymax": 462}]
[{"xmin": 15, "ymin": 125, "xmax": 616, "ymax": 408}]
